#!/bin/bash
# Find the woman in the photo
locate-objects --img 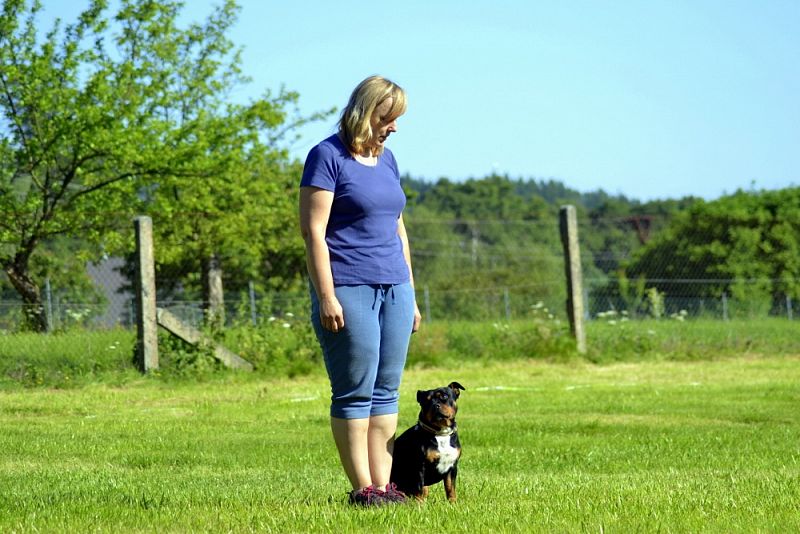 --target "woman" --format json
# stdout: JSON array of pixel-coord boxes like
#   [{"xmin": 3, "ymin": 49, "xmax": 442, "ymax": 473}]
[{"xmin": 299, "ymin": 75, "xmax": 422, "ymax": 506}]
